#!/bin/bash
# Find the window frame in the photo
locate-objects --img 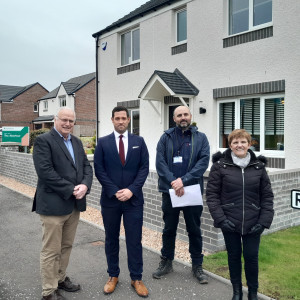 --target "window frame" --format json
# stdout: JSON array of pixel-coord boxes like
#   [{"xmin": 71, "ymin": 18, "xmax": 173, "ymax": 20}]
[
  {"xmin": 33, "ymin": 103, "xmax": 38, "ymax": 112},
  {"xmin": 43, "ymin": 101, "xmax": 48, "ymax": 112},
  {"xmin": 120, "ymin": 27, "xmax": 140, "ymax": 67},
  {"xmin": 128, "ymin": 108, "xmax": 140, "ymax": 135},
  {"xmin": 217, "ymin": 93, "xmax": 285, "ymax": 157},
  {"xmin": 59, "ymin": 95, "xmax": 66, "ymax": 107},
  {"xmin": 175, "ymin": 7, "xmax": 187, "ymax": 45},
  {"xmin": 228, "ymin": 0, "xmax": 273, "ymax": 37}
]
